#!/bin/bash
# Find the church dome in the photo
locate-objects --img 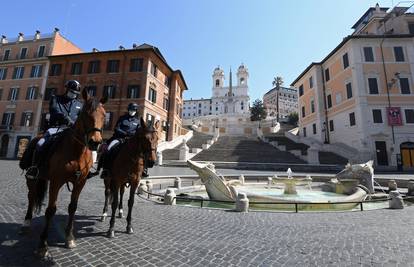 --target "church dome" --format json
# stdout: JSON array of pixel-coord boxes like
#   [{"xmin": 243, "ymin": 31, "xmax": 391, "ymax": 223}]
[
  {"xmin": 238, "ymin": 63, "xmax": 248, "ymax": 72},
  {"xmin": 213, "ymin": 66, "xmax": 224, "ymax": 75}
]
